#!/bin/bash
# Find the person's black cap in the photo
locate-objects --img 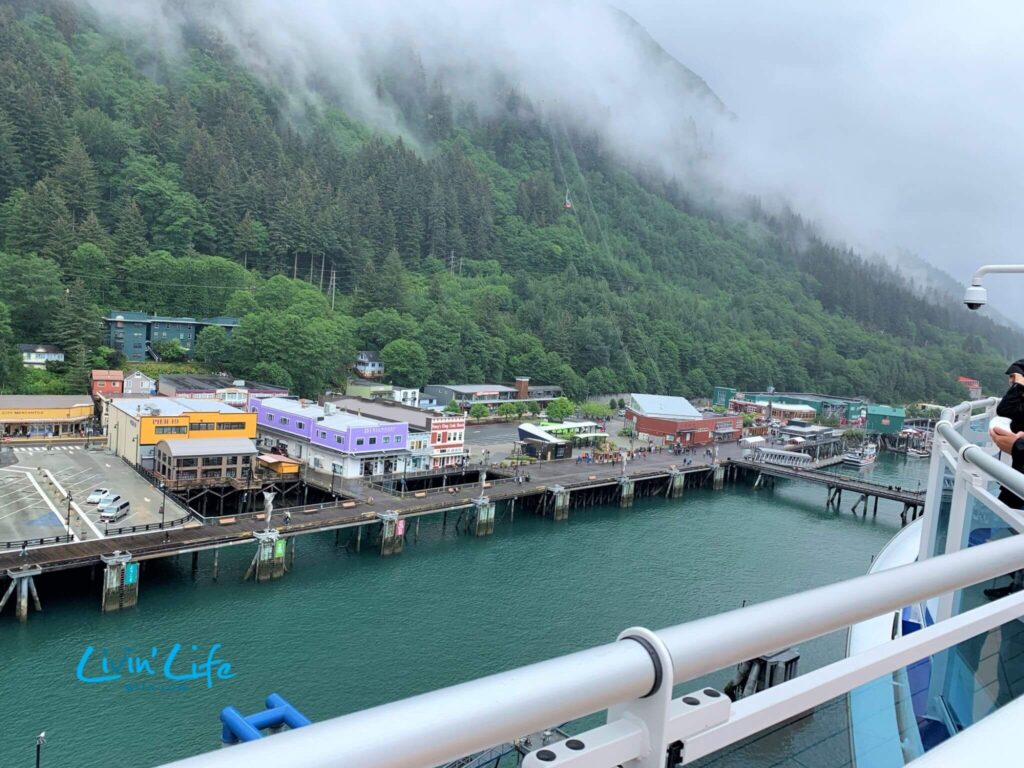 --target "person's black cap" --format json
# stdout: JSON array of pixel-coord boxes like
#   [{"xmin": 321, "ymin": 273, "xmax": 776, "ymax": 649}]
[{"xmin": 1006, "ymin": 359, "xmax": 1024, "ymax": 376}]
